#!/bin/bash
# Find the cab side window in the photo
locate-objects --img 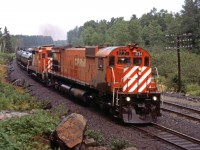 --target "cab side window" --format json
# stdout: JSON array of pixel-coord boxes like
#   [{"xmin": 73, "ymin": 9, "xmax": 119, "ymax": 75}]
[
  {"xmin": 98, "ymin": 58, "xmax": 104, "ymax": 70},
  {"xmin": 48, "ymin": 51, "xmax": 53, "ymax": 57},
  {"xmin": 42, "ymin": 53, "xmax": 45, "ymax": 59},
  {"xmin": 133, "ymin": 58, "xmax": 142, "ymax": 66},
  {"xmin": 144, "ymin": 57, "xmax": 149, "ymax": 66},
  {"xmin": 109, "ymin": 56, "xmax": 115, "ymax": 67}
]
